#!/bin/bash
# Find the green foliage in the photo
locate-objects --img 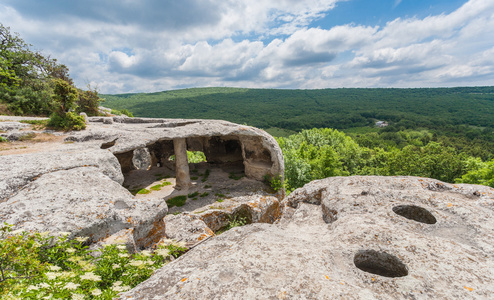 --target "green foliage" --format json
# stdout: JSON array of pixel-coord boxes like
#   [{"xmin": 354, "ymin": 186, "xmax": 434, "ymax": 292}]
[
  {"xmin": 0, "ymin": 137, "xmax": 7, "ymax": 142},
  {"xmin": 166, "ymin": 195, "xmax": 187, "ymax": 208},
  {"xmin": 456, "ymin": 157, "xmax": 494, "ymax": 188},
  {"xmin": 187, "ymin": 192, "xmax": 199, "ymax": 198},
  {"xmin": 136, "ymin": 189, "xmax": 150, "ymax": 194},
  {"xmin": 77, "ymin": 87, "xmax": 101, "ymax": 116},
  {"xmin": 47, "ymin": 112, "xmax": 86, "ymax": 131},
  {"xmin": 187, "ymin": 151, "xmax": 207, "ymax": 163},
  {"xmin": 263, "ymin": 174, "xmax": 284, "ymax": 192},
  {"xmin": 0, "ymin": 224, "xmax": 188, "ymax": 299}
]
